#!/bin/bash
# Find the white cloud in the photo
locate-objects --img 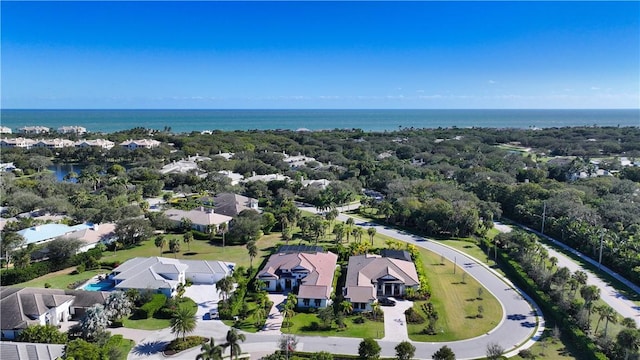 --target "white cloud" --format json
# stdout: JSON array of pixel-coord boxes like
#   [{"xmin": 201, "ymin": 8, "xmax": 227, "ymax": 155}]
[
  {"xmin": 488, "ymin": 80, "xmax": 496, "ymax": 84},
  {"xmin": 590, "ymin": 86, "xmax": 600, "ymax": 90}
]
